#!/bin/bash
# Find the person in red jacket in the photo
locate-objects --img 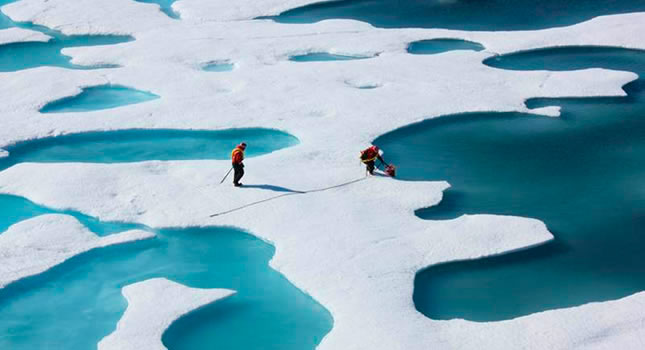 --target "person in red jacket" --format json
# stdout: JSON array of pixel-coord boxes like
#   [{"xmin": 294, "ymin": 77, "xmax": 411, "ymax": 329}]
[
  {"xmin": 360, "ymin": 145, "xmax": 386, "ymax": 175},
  {"xmin": 231, "ymin": 142, "xmax": 246, "ymax": 187}
]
